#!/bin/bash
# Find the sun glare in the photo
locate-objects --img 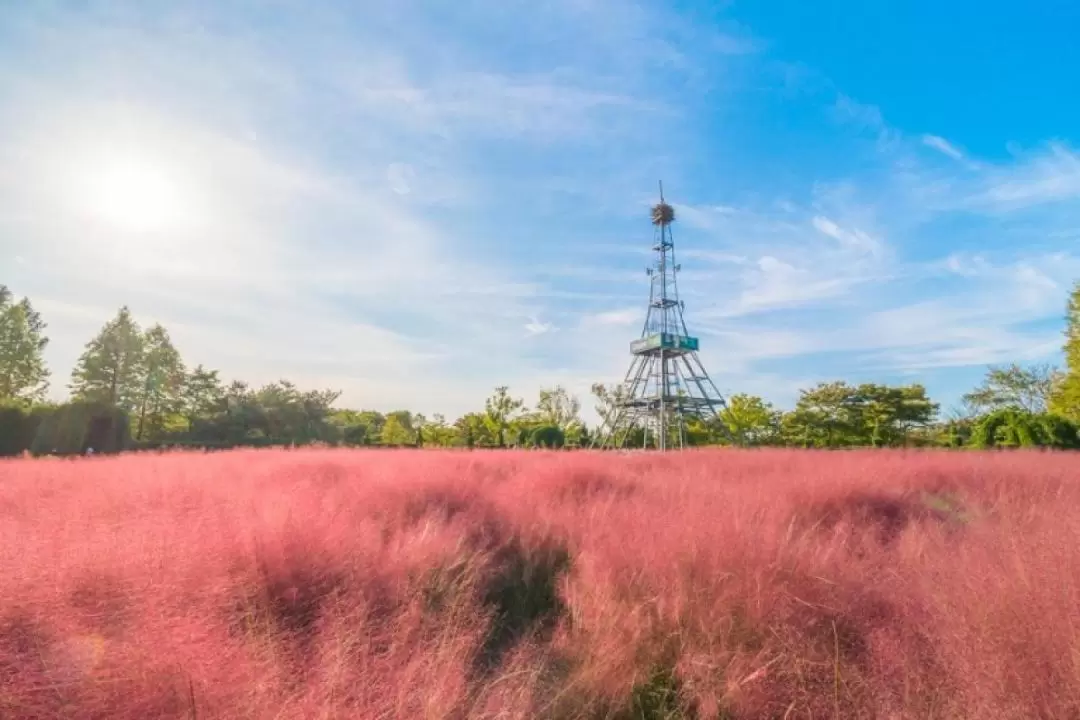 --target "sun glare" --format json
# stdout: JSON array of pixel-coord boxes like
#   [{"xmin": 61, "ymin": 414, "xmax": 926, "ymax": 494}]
[{"xmin": 86, "ymin": 157, "xmax": 185, "ymax": 233}]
